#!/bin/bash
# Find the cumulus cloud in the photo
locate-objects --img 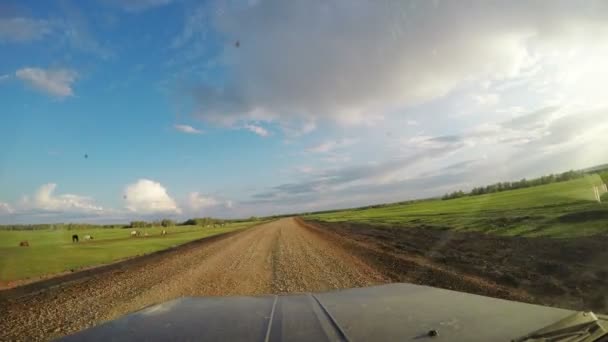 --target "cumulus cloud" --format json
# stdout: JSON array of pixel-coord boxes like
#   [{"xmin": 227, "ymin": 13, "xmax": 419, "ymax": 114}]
[
  {"xmin": 177, "ymin": 0, "xmax": 608, "ymax": 131},
  {"xmin": 21, "ymin": 183, "xmax": 104, "ymax": 214},
  {"xmin": 174, "ymin": 124, "xmax": 203, "ymax": 134},
  {"xmin": 244, "ymin": 124, "xmax": 269, "ymax": 137},
  {"xmin": 124, "ymin": 179, "xmax": 181, "ymax": 214},
  {"xmin": 16, "ymin": 67, "xmax": 78, "ymax": 97},
  {"xmin": 0, "ymin": 17, "xmax": 53, "ymax": 43}
]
